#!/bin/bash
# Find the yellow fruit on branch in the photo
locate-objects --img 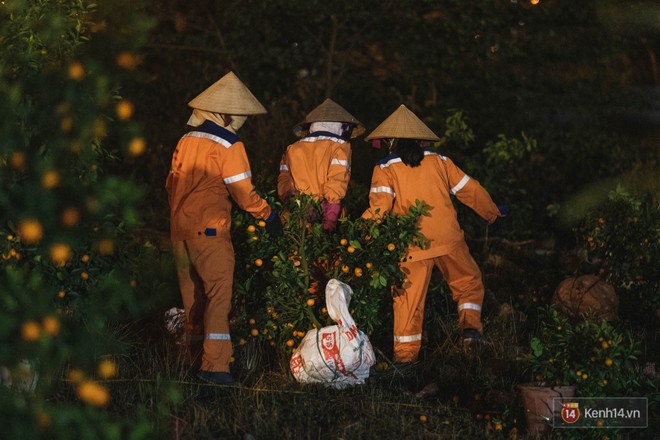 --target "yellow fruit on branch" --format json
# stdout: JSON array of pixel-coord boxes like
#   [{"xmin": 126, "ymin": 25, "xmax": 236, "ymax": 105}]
[
  {"xmin": 76, "ymin": 380, "xmax": 110, "ymax": 407},
  {"xmin": 42, "ymin": 170, "xmax": 61, "ymax": 189},
  {"xmin": 10, "ymin": 151, "xmax": 26, "ymax": 171},
  {"xmin": 115, "ymin": 99, "xmax": 134, "ymax": 121},
  {"xmin": 97, "ymin": 359, "xmax": 118, "ymax": 379},
  {"xmin": 116, "ymin": 52, "xmax": 141, "ymax": 69},
  {"xmin": 61, "ymin": 207, "xmax": 81, "ymax": 227},
  {"xmin": 18, "ymin": 219, "xmax": 43, "ymax": 244},
  {"xmin": 42, "ymin": 315, "xmax": 60, "ymax": 336},
  {"xmin": 68, "ymin": 61, "xmax": 85, "ymax": 80},
  {"xmin": 128, "ymin": 137, "xmax": 146, "ymax": 156},
  {"xmin": 97, "ymin": 239, "xmax": 115, "ymax": 255},
  {"xmin": 21, "ymin": 321, "xmax": 41, "ymax": 341}
]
